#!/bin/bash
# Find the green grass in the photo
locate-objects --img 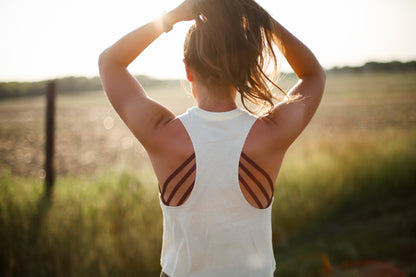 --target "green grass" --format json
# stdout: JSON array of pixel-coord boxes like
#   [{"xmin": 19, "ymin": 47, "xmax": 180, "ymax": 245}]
[
  {"xmin": 0, "ymin": 169, "xmax": 162, "ymax": 277},
  {"xmin": 273, "ymin": 131, "xmax": 416, "ymax": 276},
  {"xmin": 1, "ymin": 131, "xmax": 415, "ymax": 276},
  {"xmin": 1, "ymin": 72, "xmax": 416, "ymax": 276}
]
